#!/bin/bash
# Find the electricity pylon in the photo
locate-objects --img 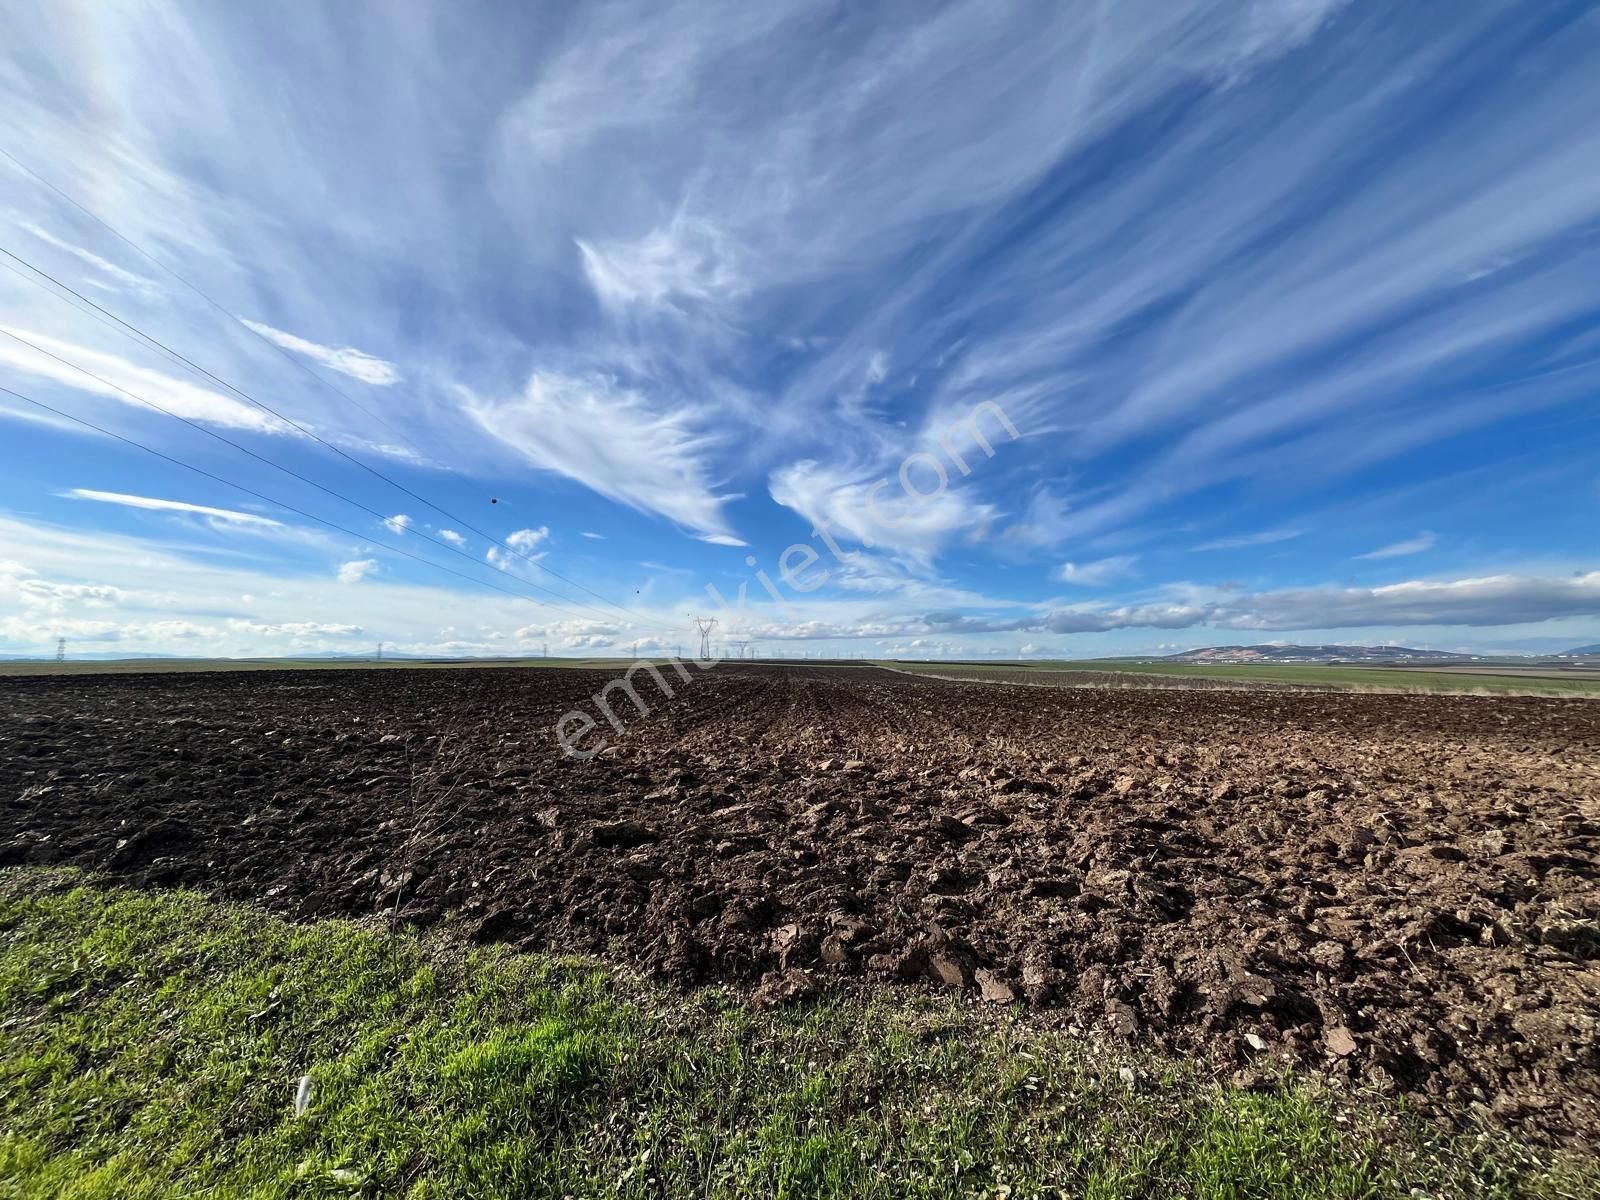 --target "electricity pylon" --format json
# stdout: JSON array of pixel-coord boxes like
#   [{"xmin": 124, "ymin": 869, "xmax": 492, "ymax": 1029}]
[{"xmin": 692, "ymin": 616, "xmax": 717, "ymax": 661}]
